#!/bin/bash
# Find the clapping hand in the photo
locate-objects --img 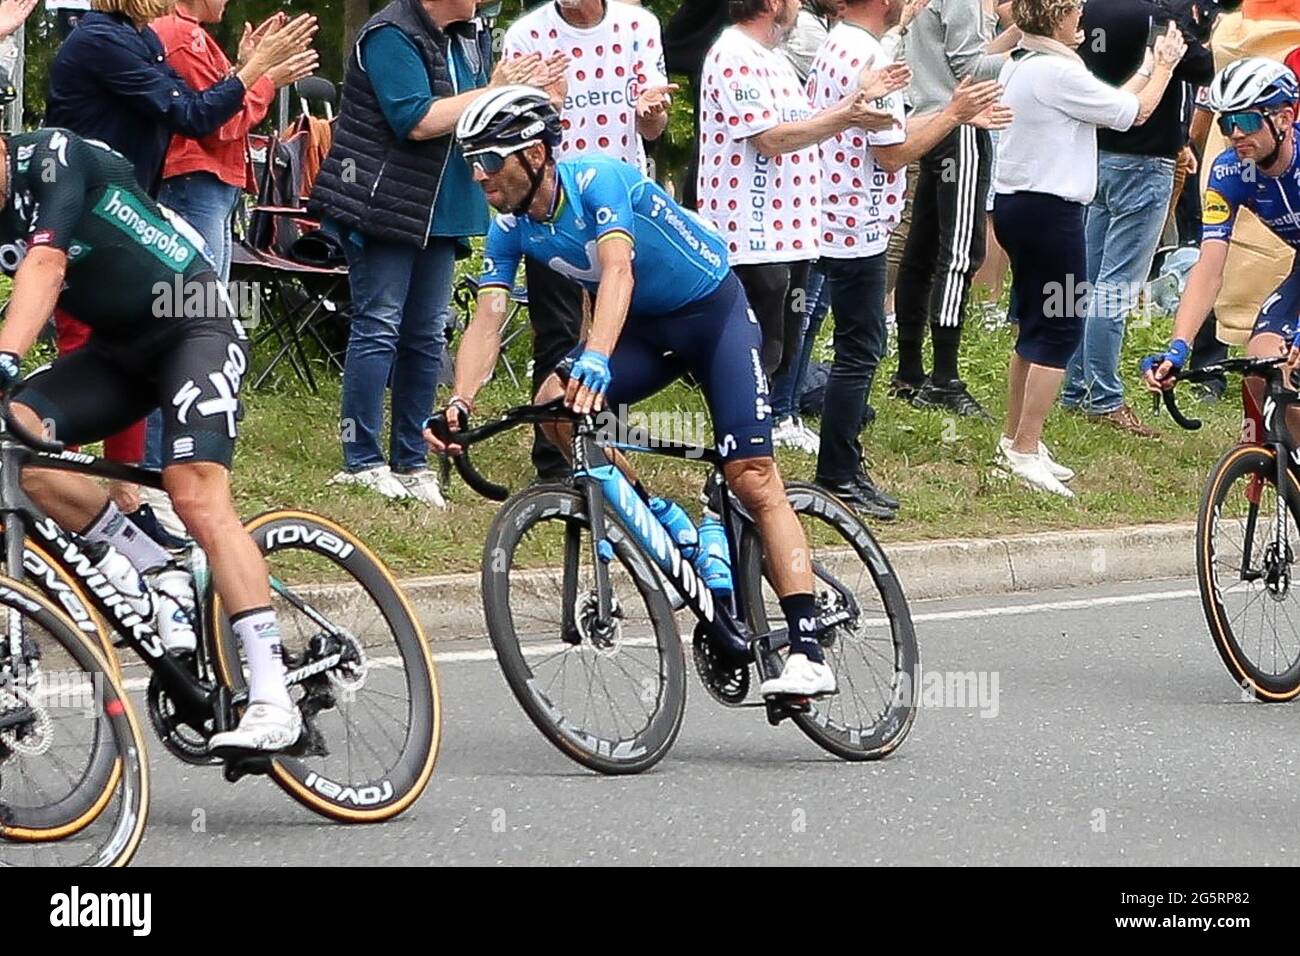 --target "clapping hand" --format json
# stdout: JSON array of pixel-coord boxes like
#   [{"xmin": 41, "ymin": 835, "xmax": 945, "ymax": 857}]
[
  {"xmin": 0, "ymin": 0, "xmax": 36, "ymax": 41},
  {"xmin": 859, "ymin": 62, "xmax": 910, "ymax": 101}
]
